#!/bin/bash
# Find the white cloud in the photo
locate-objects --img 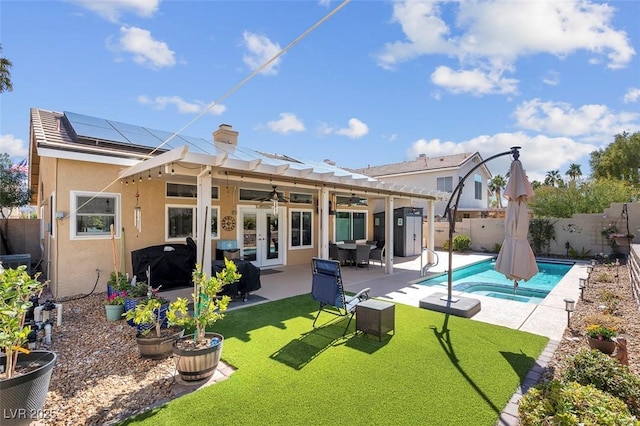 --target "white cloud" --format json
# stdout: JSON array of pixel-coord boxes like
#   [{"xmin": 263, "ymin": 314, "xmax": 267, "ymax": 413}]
[
  {"xmin": 242, "ymin": 31, "xmax": 282, "ymax": 76},
  {"xmin": 70, "ymin": 0, "xmax": 159, "ymax": 23},
  {"xmin": 407, "ymin": 132, "xmax": 595, "ymax": 183},
  {"xmin": 376, "ymin": 0, "xmax": 635, "ymax": 93},
  {"xmin": 112, "ymin": 26, "xmax": 176, "ymax": 69},
  {"xmin": 267, "ymin": 113, "xmax": 305, "ymax": 134},
  {"xmin": 430, "ymin": 66, "xmax": 518, "ymax": 95},
  {"xmin": 541, "ymin": 70, "xmax": 560, "ymax": 86},
  {"xmin": 138, "ymin": 95, "xmax": 226, "ymax": 115},
  {"xmin": 0, "ymin": 134, "xmax": 28, "ymax": 160},
  {"xmin": 336, "ymin": 118, "xmax": 369, "ymax": 139},
  {"xmin": 513, "ymin": 98, "xmax": 639, "ymax": 138},
  {"xmin": 623, "ymin": 87, "xmax": 640, "ymax": 103},
  {"xmin": 318, "ymin": 118, "xmax": 369, "ymax": 139}
]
